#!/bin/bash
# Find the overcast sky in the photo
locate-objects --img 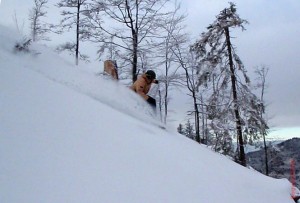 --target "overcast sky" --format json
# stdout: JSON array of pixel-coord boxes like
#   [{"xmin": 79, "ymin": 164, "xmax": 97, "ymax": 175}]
[
  {"xmin": 0, "ymin": 0, "xmax": 299, "ymax": 139},
  {"xmin": 182, "ymin": 0, "xmax": 300, "ymax": 139}
]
